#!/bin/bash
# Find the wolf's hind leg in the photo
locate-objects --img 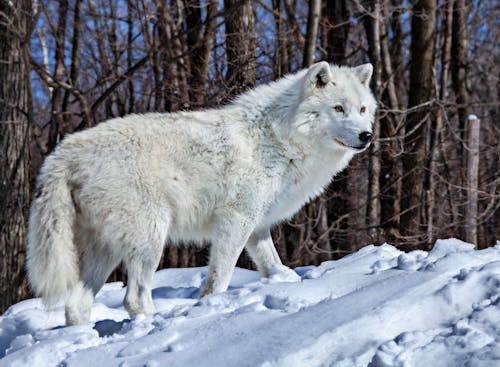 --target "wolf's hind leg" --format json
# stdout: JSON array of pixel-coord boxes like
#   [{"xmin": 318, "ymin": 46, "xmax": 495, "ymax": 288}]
[
  {"xmin": 65, "ymin": 242, "xmax": 120, "ymax": 325},
  {"xmin": 245, "ymin": 229, "xmax": 282, "ymax": 278},
  {"xmin": 123, "ymin": 245, "xmax": 164, "ymax": 317},
  {"xmin": 65, "ymin": 281, "xmax": 94, "ymax": 326}
]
